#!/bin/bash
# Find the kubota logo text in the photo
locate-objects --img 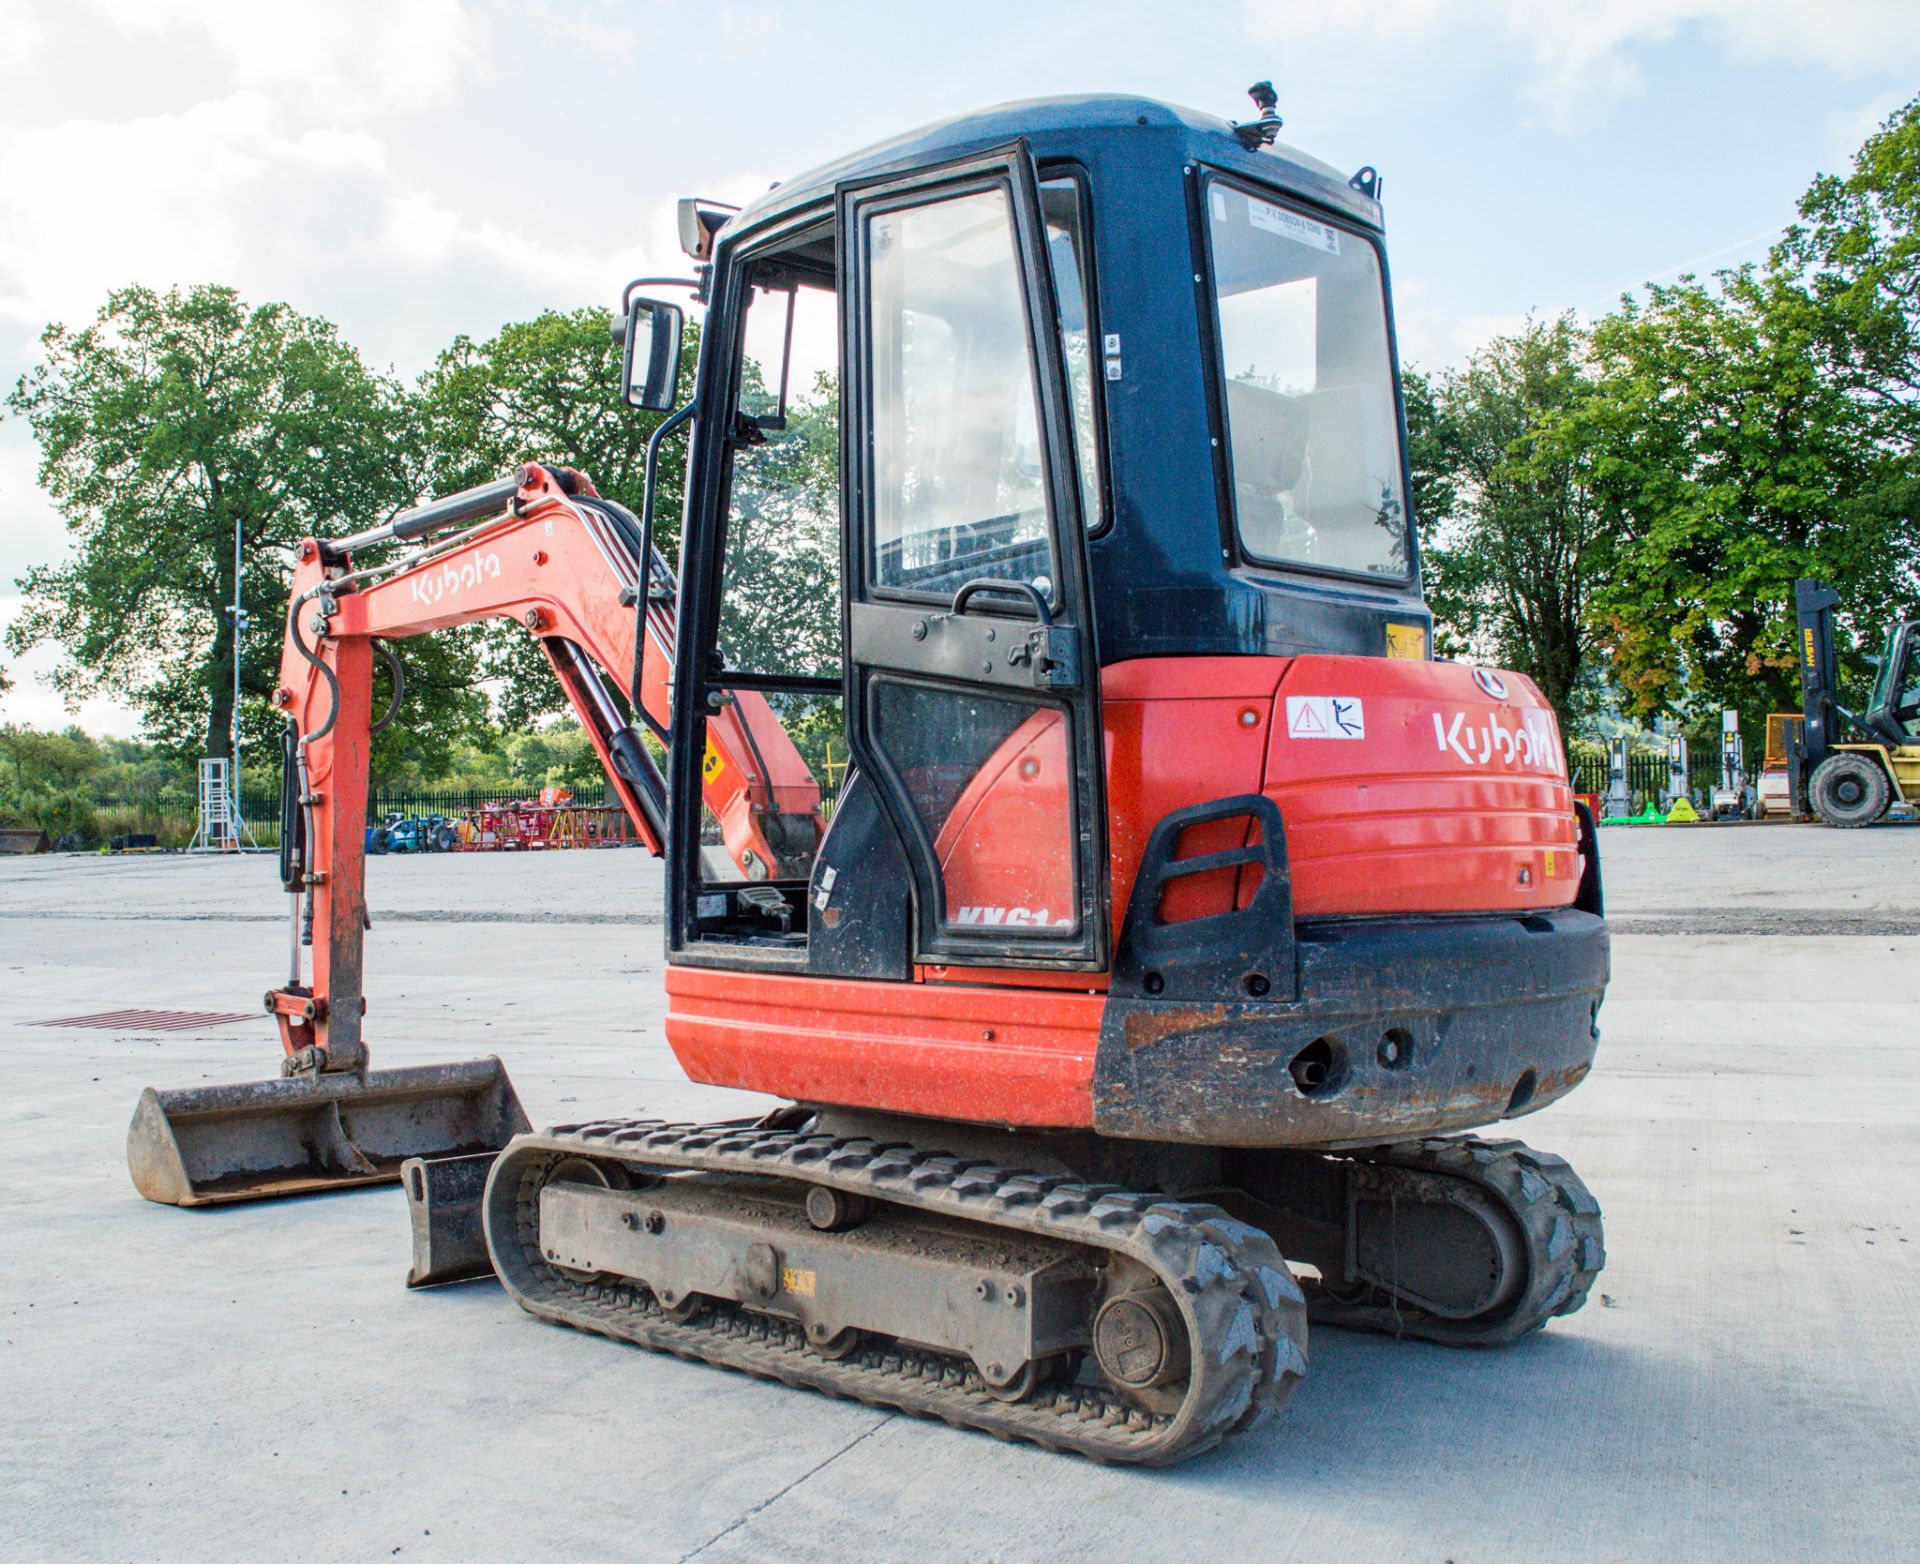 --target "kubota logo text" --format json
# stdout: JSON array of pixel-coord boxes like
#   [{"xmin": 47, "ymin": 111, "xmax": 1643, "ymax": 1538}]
[
  {"xmin": 1433, "ymin": 710, "xmax": 1561, "ymax": 773},
  {"xmin": 409, "ymin": 551, "xmax": 502, "ymax": 606}
]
